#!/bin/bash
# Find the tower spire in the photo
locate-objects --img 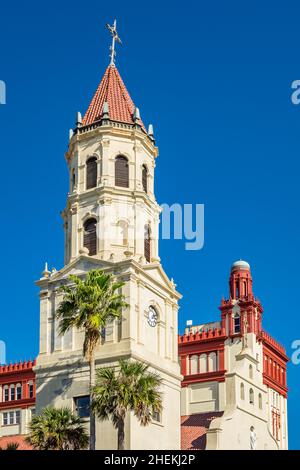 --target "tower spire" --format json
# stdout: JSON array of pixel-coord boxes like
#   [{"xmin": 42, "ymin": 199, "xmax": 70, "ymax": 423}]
[{"xmin": 106, "ymin": 19, "xmax": 122, "ymax": 66}]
